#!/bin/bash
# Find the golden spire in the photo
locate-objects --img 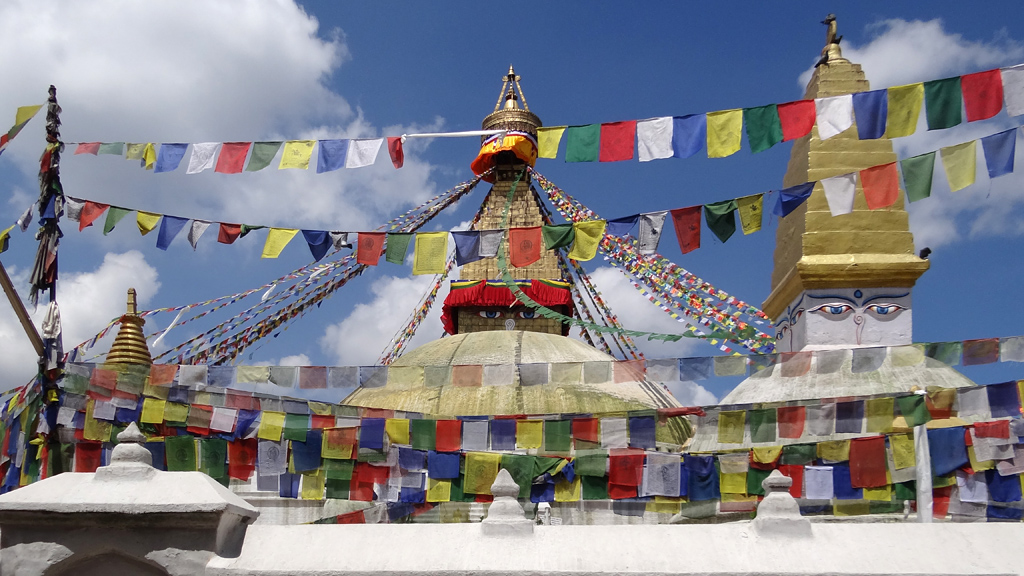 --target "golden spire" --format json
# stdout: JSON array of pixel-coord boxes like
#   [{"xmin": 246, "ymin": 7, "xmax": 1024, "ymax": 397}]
[
  {"xmin": 761, "ymin": 18, "xmax": 929, "ymax": 320},
  {"xmin": 104, "ymin": 288, "xmax": 153, "ymax": 366},
  {"xmin": 481, "ymin": 65, "xmax": 540, "ymax": 137}
]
